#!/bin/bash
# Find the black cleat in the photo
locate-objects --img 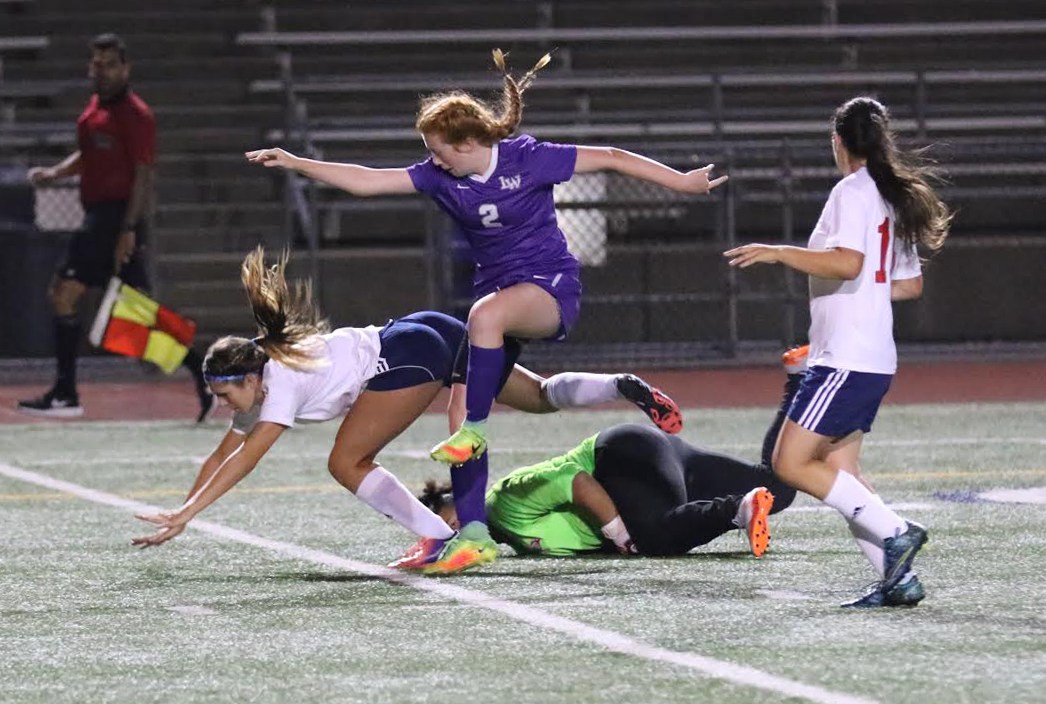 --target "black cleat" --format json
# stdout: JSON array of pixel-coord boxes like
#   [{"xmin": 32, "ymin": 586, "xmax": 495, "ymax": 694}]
[
  {"xmin": 883, "ymin": 521, "xmax": 929, "ymax": 593},
  {"xmin": 17, "ymin": 388, "xmax": 84, "ymax": 418},
  {"xmin": 615, "ymin": 374, "xmax": 683, "ymax": 434},
  {"xmin": 841, "ymin": 574, "xmax": 926, "ymax": 608}
]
